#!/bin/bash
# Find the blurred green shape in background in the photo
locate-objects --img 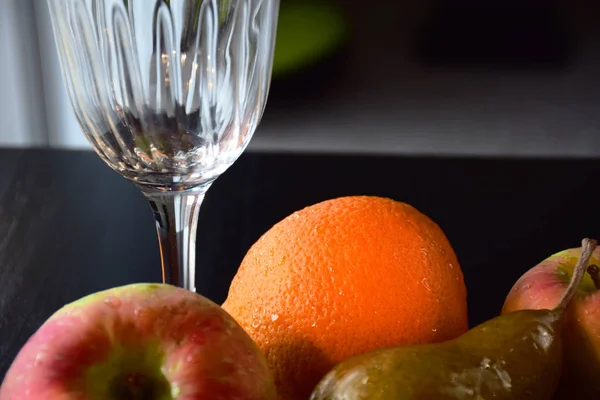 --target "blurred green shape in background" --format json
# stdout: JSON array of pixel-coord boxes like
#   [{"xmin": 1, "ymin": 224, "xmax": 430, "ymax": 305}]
[{"xmin": 272, "ymin": 0, "xmax": 348, "ymax": 79}]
